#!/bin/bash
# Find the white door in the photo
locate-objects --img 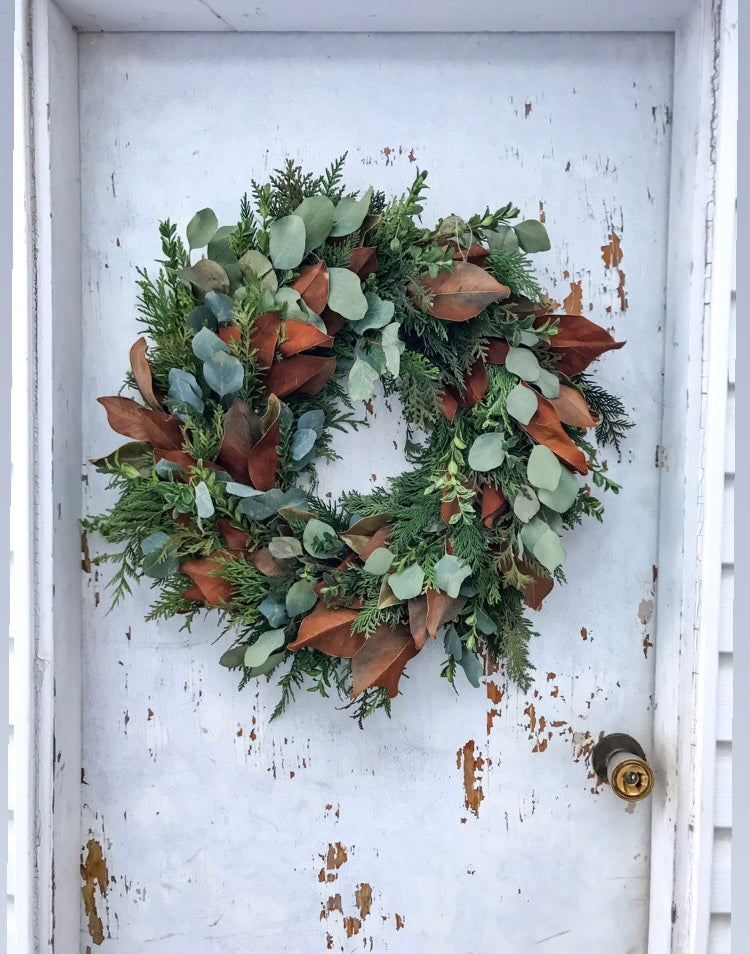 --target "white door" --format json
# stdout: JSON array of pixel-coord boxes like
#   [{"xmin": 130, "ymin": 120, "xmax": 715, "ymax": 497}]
[{"xmin": 79, "ymin": 31, "xmax": 672, "ymax": 953}]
